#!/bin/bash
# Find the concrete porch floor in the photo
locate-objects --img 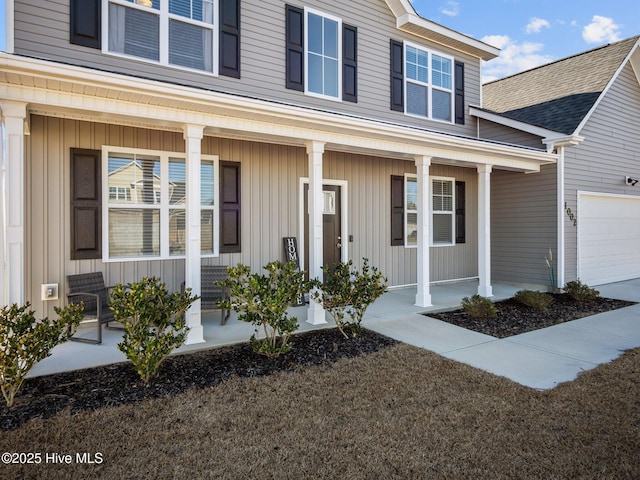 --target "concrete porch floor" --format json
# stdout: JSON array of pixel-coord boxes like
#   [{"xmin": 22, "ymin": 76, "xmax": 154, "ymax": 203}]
[
  {"xmin": 27, "ymin": 278, "xmax": 640, "ymax": 391},
  {"xmin": 29, "ymin": 279, "xmax": 518, "ymax": 378}
]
